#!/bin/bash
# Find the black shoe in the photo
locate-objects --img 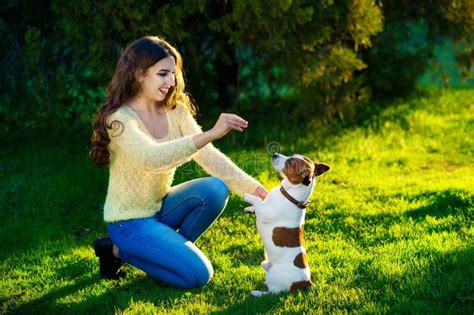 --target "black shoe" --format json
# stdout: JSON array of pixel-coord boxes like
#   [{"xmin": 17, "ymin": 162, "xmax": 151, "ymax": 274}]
[{"xmin": 93, "ymin": 237, "xmax": 126, "ymax": 280}]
